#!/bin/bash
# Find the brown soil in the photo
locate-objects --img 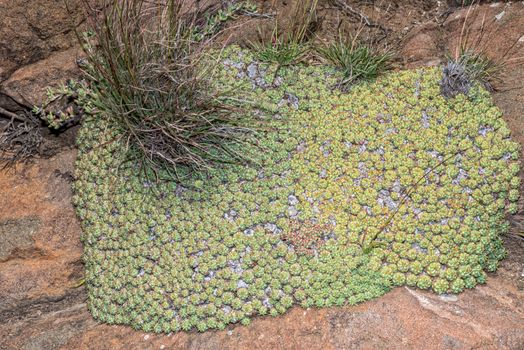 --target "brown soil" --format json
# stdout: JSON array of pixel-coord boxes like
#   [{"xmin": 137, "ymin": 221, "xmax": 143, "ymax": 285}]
[{"xmin": 1, "ymin": 2, "xmax": 523, "ymax": 349}]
